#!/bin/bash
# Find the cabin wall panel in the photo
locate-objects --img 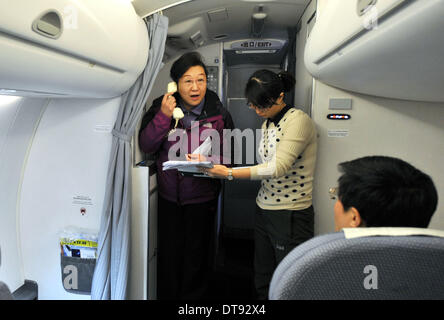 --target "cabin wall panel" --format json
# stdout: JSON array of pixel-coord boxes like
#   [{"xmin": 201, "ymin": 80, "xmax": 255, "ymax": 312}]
[
  {"xmin": 0, "ymin": 96, "xmax": 46, "ymax": 292},
  {"xmin": 128, "ymin": 166, "xmax": 149, "ymax": 300},
  {"xmin": 312, "ymin": 82, "xmax": 444, "ymax": 235},
  {"xmin": 310, "ymin": 0, "xmax": 444, "ymax": 235},
  {"xmin": 294, "ymin": 0, "xmax": 316, "ymax": 115},
  {"xmin": 18, "ymin": 97, "xmax": 120, "ymax": 299}
]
